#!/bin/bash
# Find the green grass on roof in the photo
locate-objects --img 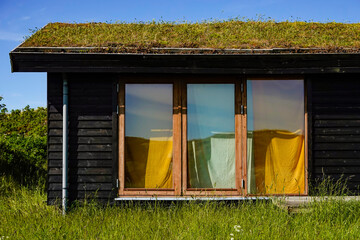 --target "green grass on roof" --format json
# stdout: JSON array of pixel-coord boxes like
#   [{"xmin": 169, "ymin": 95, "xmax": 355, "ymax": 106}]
[{"xmin": 21, "ymin": 20, "xmax": 360, "ymax": 50}]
